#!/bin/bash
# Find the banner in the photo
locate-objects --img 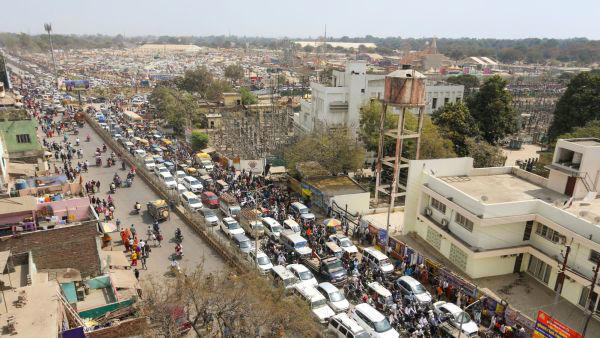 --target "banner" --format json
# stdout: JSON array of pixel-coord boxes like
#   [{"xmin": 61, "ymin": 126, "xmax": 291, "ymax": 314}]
[
  {"xmin": 64, "ymin": 80, "xmax": 90, "ymax": 91},
  {"xmin": 533, "ymin": 310, "xmax": 582, "ymax": 338}
]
